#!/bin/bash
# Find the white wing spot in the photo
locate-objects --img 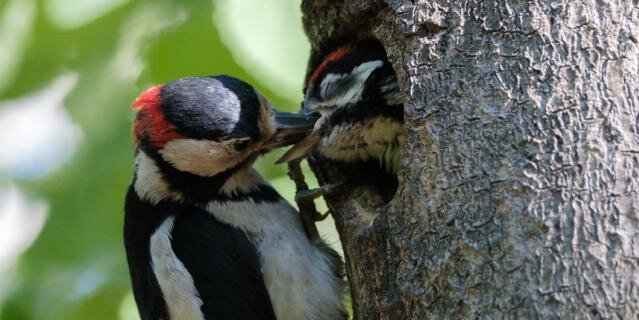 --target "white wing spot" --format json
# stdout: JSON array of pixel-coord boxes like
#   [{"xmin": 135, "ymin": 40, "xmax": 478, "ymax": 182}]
[{"xmin": 150, "ymin": 216, "xmax": 204, "ymax": 320}]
